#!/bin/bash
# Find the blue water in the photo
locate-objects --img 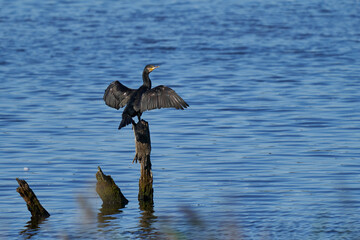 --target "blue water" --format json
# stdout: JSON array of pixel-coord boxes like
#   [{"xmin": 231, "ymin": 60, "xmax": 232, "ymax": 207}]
[{"xmin": 1, "ymin": 0, "xmax": 360, "ymax": 239}]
